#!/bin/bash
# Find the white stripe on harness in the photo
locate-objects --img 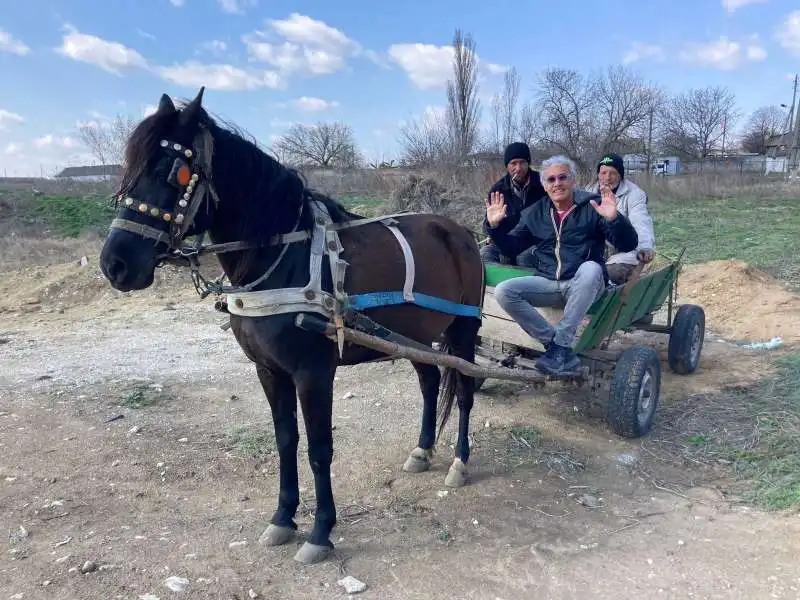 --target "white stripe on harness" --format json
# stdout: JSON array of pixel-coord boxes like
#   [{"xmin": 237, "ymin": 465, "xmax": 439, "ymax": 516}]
[
  {"xmin": 381, "ymin": 218, "xmax": 416, "ymax": 302},
  {"xmin": 224, "ymin": 203, "xmax": 419, "ymax": 319}
]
